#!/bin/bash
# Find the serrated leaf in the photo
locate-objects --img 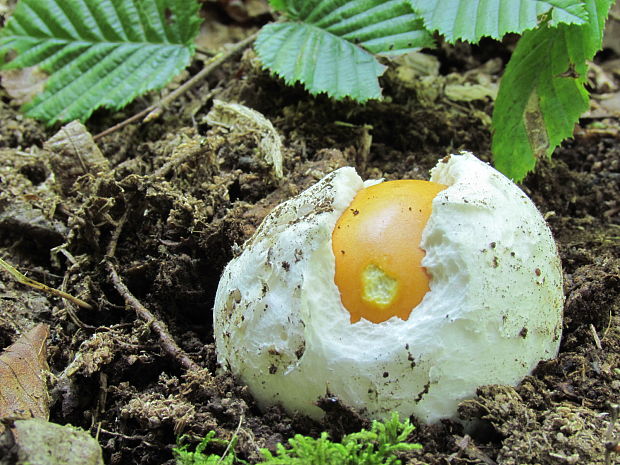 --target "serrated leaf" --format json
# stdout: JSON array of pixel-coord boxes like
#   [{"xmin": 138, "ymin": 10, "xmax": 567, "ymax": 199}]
[
  {"xmin": 256, "ymin": 23, "xmax": 385, "ymax": 101},
  {"xmin": 269, "ymin": 0, "xmax": 288, "ymax": 12},
  {"xmin": 0, "ymin": 0, "xmax": 201, "ymax": 124},
  {"xmin": 256, "ymin": 0, "xmax": 434, "ymax": 102},
  {"xmin": 491, "ymin": 0, "xmax": 614, "ymax": 180},
  {"xmin": 409, "ymin": 0, "xmax": 588, "ymax": 42}
]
